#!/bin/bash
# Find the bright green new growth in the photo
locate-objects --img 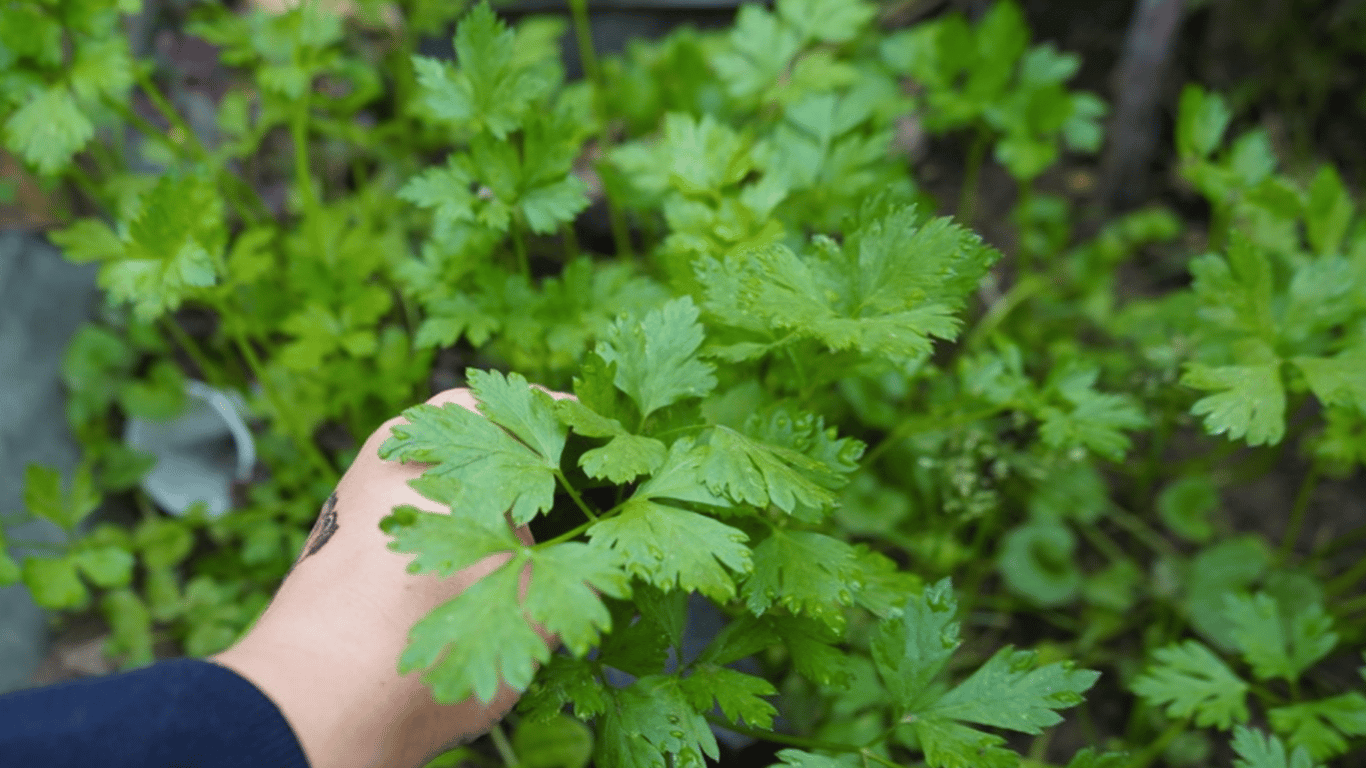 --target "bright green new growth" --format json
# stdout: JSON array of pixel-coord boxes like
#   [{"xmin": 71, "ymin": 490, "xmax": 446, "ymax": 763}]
[{"xmin": 872, "ymin": 579, "xmax": 1099, "ymax": 768}]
